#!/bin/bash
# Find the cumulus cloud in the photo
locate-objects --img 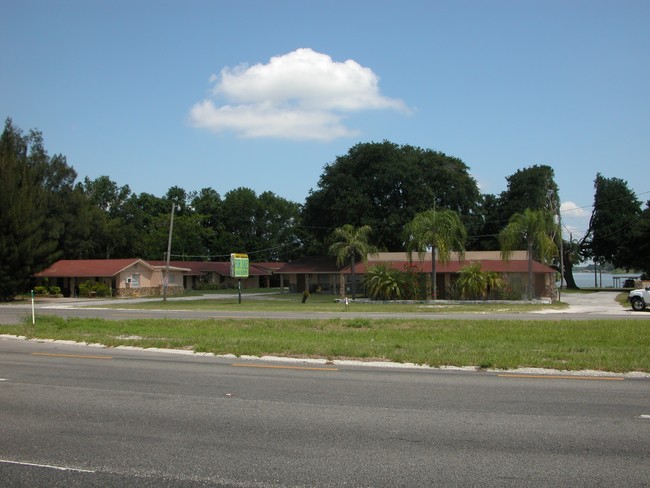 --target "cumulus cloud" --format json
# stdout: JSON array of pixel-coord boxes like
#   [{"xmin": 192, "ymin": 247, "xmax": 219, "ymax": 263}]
[
  {"xmin": 189, "ymin": 48, "xmax": 408, "ymax": 141},
  {"xmin": 560, "ymin": 201, "xmax": 590, "ymax": 218},
  {"xmin": 560, "ymin": 201, "xmax": 592, "ymax": 240}
]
